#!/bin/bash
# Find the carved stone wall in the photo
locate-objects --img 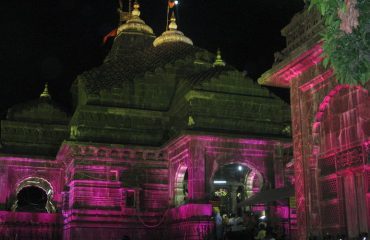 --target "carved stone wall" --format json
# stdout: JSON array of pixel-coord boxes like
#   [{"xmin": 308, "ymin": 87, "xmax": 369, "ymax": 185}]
[
  {"xmin": 0, "ymin": 131, "xmax": 290, "ymax": 240},
  {"xmin": 269, "ymin": 45, "xmax": 370, "ymax": 238},
  {"xmin": 313, "ymin": 86, "xmax": 370, "ymax": 237}
]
